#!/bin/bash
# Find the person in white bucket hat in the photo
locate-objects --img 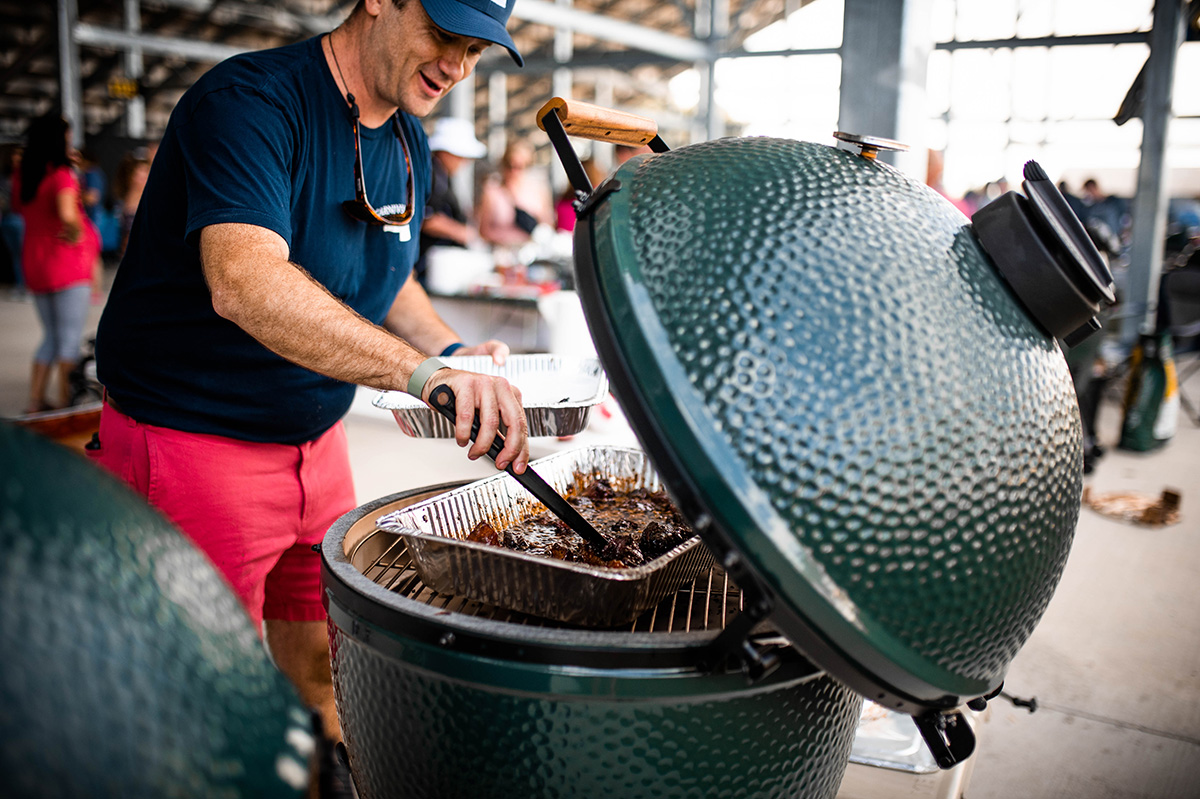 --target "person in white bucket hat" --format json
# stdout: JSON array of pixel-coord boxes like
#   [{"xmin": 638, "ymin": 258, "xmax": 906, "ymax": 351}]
[
  {"xmin": 418, "ymin": 116, "xmax": 488, "ymax": 283},
  {"xmin": 427, "ymin": 115, "xmax": 488, "ymax": 159}
]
